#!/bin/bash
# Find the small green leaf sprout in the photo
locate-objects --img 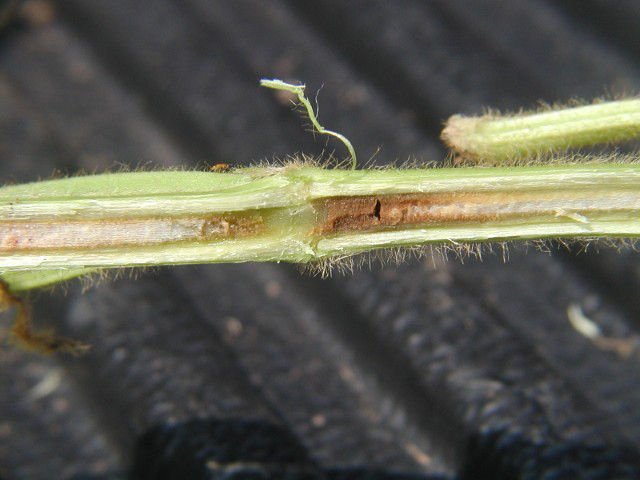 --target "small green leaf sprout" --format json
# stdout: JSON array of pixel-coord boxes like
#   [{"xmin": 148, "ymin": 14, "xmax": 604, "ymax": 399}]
[{"xmin": 260, "ymin": 79, "xmax": 357, "ymax": 169}]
